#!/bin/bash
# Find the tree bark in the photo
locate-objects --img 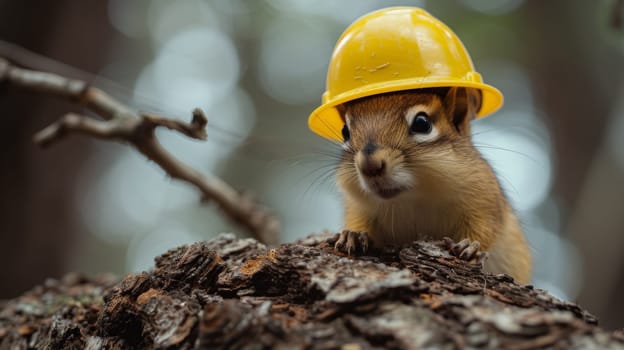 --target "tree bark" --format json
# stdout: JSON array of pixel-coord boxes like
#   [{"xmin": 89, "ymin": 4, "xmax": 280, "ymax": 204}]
[{"xmin": 0, "ymin": 233, "xmax": 622, "ymax": 349}]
